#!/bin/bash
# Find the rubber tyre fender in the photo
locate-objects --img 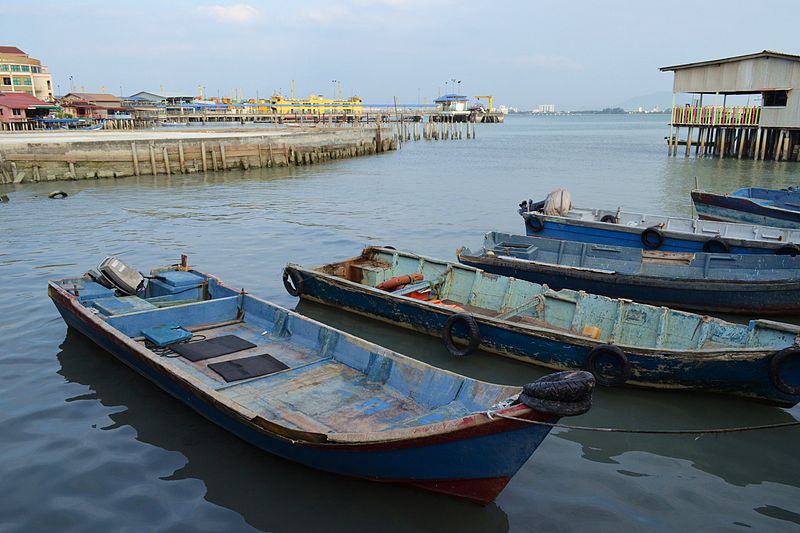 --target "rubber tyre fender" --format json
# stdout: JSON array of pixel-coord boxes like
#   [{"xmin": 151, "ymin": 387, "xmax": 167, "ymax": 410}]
[
  {"xmin": 527, "ymin": 214, "xmax": 545, "ymax": 233},
  {"xmin": 769, "ymin": 348, "xmax": 800, "ymax": 396},
  {"xmin": 775, "ymin": 244, "xmax": 800, "ymax": 257},
  {"xmin": 48, "ymin": 190, "xmax": 68, "ymax": 199},
  {"xmin": 600, "ymin": 214, "xmax": 618, "ymax": 224},
  {"xmin": 703, "ymin": 237, "xmax": 730, "ymax": 254},
  {"xmin": 442, "ymin": 313, "xmax": 480, "ymax": 357},
  {"xmin": 518, "ymin": 393, "xmax": 592, "ymax": 416},
  {"xmin": 282, "ymin": 267, "xmax": 303, "ymax": 297},
  {"xmin": 640, "ymin": 226, "xmax": 664, "ymax": 250},
  {"xmin": 523, "ymin": 370, "xmax": 595, "ymax": 402},
  {"xmin": 585, "ymin": 344, "xmax": 631, "ymax": 387}
]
